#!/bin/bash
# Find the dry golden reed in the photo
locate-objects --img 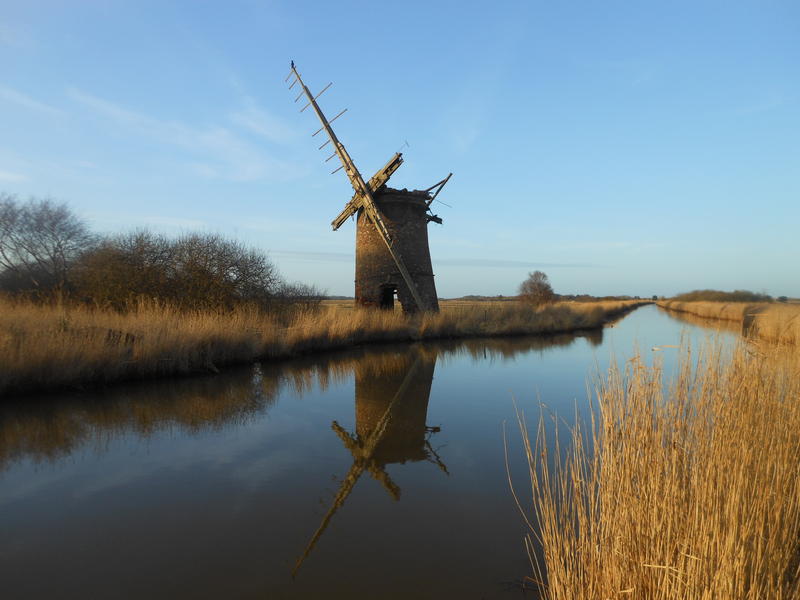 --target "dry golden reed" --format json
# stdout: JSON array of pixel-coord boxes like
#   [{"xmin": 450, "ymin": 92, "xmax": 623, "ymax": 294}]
[
  {"xmin": 659, "ymin": 300, "xmax": 800, "ymax": 345},
  {"xmin": 0, "ymin": 297, "xmax": 645, "ymax": 395},
  {"xmin": 518, "ymin": 340, "xmax": 800, "ymax": 599}
]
